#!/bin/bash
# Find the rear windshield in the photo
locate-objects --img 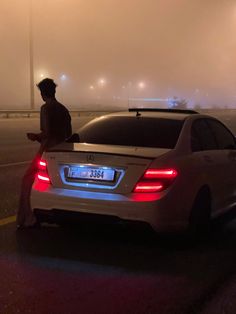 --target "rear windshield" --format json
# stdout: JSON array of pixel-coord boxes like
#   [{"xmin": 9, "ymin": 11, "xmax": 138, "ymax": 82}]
[{"xmin": 78, "ymin": 116, "xmax": 184, "ymax": 149}]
